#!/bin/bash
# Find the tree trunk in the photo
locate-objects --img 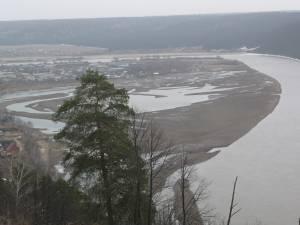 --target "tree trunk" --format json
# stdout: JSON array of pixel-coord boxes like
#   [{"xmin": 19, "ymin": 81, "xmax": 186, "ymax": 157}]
[
  {"xmin": 226, "ymin": 177, "xmax": 239, "ymax": 225},
  {"xmin": 147, "ymin": 134, "xmax": 154, "ymax": 225},
  {"xmin": 147, "ymin": 162, "xmax": 153, "ymax": 225},
  {"xmin": 101, "ymin": 152, "xmax": 114, "ymax": 225},
  {"xmin": 134, "ymin": 149, "xmax": 142, "ymax": 225},
  {"xmin": 181, "ymin": 174, "xmax": 186, "ymax": 225},
  {"xmin": 134, "ymin": 180, "xmax": 141, "ymax": 225},
  {"xmin": 32, "ymin": 172, "xmax": 38, "ymax": 225}
]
